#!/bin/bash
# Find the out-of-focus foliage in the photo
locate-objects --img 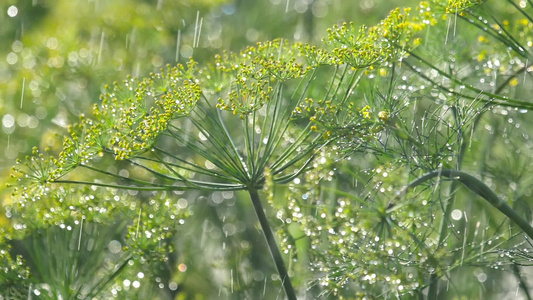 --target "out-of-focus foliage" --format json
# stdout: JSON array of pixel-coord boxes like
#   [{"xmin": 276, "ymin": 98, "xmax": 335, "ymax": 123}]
[
  {"xmin": 3, "ymin": 0, "xmax": 533, "ymax": 299},
  {"xmin": 0, "ymin": 0, "xmax": 227, "ymax": 165}
]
